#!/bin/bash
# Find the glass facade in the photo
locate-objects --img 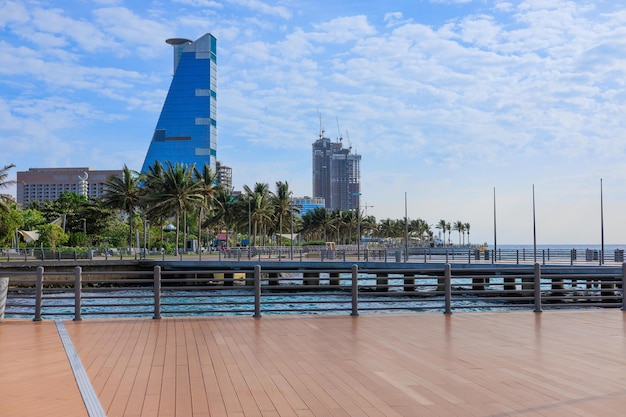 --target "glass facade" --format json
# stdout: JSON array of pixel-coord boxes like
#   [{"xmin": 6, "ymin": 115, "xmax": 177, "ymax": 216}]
[{"xmin": 141, "ymin": 33, "xmax": 217, "ymax": 173}]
